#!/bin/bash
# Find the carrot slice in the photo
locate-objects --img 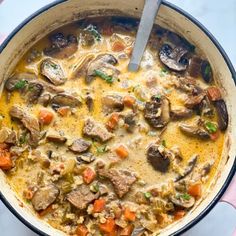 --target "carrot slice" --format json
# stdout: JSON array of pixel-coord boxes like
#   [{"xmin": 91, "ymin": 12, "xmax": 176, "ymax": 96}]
[
  {"xmin": 124, "ymin": 208, "xmax": 136, "ymax": 222},
  {"xmin": 99, "ymin": 218, "xmax": 116, "ymax": 233},
  {"xmin": 120, "ymin": 225, "xmax": 134, "ymax": 236},
  {"xmin": 188, "ymin": 183, "xmax": 202, "ymax": 198},
  {"xmin": 82, "ymin": 167, "xmax": 96, "ymax": 184},
  {"xmin": 123, "ymin": 95, "xmax": 136, "ymax": 108},
  {"xmin": 0, "ymin": 148, "xmax": 12, "ymax": 170},
  {"xmin": 174, "ymin": 210, "xmax": 186, "ymax": 220},
  {"xmin": 112, "ymin": 41, "xmax": 126, "ymax": 52},
  {"xmin": 38, "ymin": 109, "xmax": 54, "ymax": 125},
  {"xmin": 76, "ymin": 224, "xmax": 89, "ymax": 236},
  {"xmin": 115, "ymin": 145, "xmax": 129, "ymax": 159},
  {"xmin": 206, "ymin": 86, "xmax": 222, "ymax": 101},
  {"xmin": 106, "ymin": 113, "xmax": 119, "ymax": 131},
  {"xmin": 93, "ymin": 199, "xmax": 106, "ymax": 213}
]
